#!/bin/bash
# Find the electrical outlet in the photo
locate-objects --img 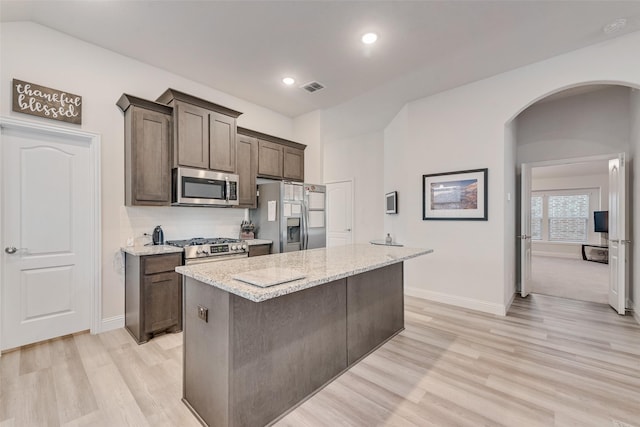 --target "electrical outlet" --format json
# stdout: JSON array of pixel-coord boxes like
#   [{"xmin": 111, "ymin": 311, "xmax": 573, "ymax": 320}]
[{"xmin": 197, "ymin": 305, "xmax": 208, "ymax": 322}]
